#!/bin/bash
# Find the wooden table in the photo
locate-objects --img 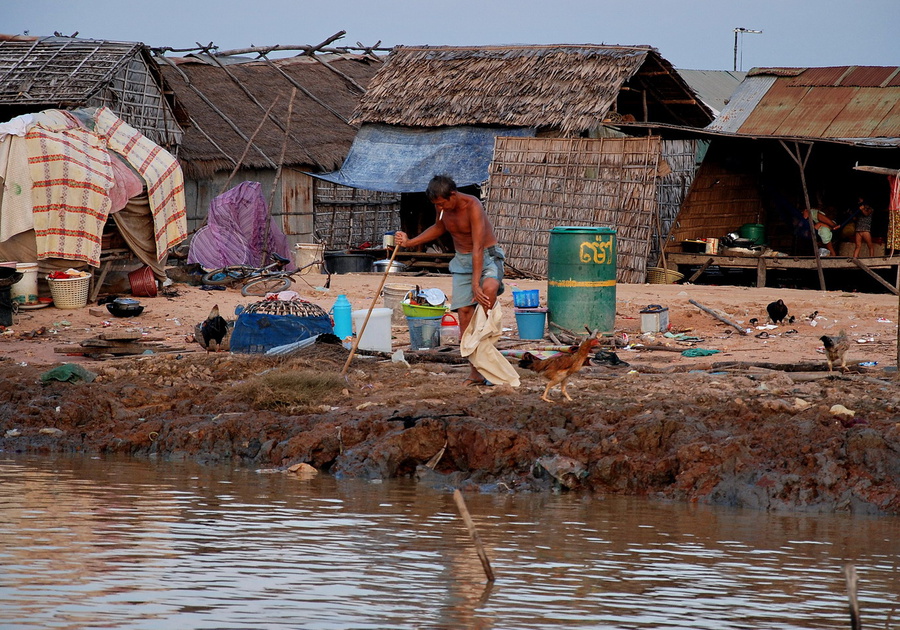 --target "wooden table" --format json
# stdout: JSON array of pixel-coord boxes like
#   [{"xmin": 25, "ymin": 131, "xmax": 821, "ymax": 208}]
[{"xmin": 667, "ymin": 252, "xmax": 900, "ymax": 294}]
